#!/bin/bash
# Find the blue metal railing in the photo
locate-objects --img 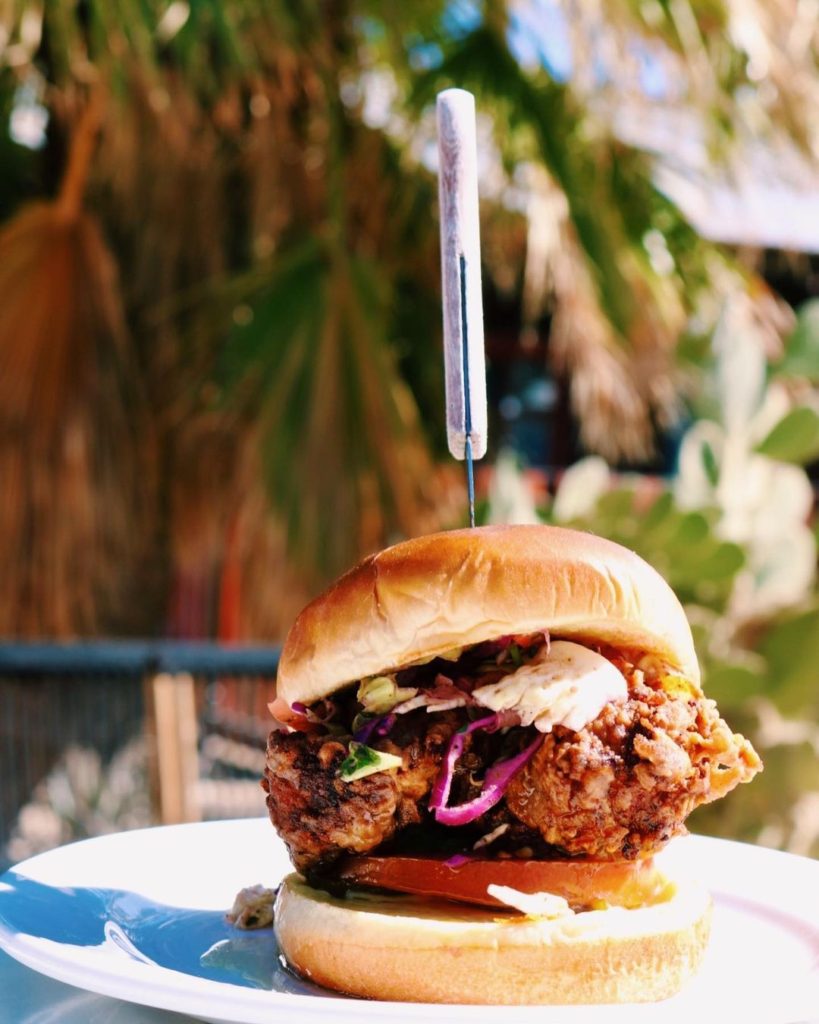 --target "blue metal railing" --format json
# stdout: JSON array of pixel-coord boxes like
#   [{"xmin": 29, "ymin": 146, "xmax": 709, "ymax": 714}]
[
  {"xmin": 0, "ymin": 641, "xmax": 281, "ymax": 869},
  {"xmin": 0, "ymin": 641, "xmax": 280, "ymax": 677}
]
